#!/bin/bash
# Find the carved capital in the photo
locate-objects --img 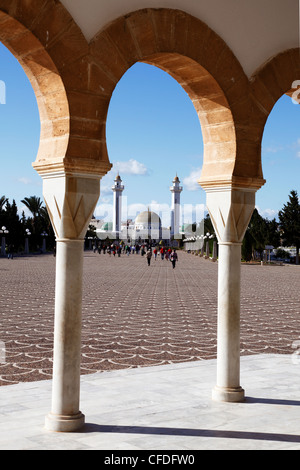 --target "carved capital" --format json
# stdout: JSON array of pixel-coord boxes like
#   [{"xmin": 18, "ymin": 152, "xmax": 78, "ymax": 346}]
[
  {"xmin": 42, "ymin": 174, "xmax": 100, "ymax": 240},
  {"xmin": 206, "ymin": 187, "xmax": 256, "ymax": 244}
]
